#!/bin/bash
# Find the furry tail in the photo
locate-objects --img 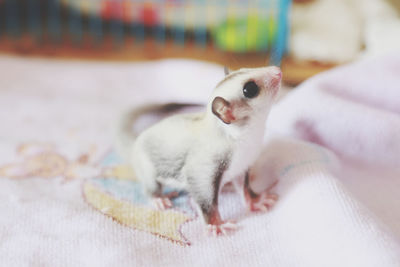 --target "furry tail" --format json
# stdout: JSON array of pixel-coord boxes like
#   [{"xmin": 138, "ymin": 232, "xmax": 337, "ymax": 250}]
[{"xmin": 115, "ymin": 103, "xmax": 203, "ymax": 161}]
